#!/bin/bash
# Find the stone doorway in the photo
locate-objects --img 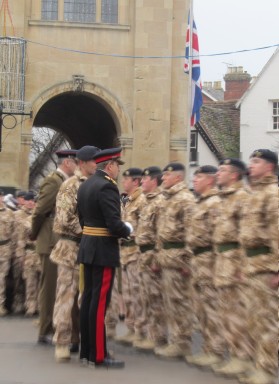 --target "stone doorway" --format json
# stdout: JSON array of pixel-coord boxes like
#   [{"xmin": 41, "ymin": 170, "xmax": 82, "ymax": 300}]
[{"xmin": 33, "ymin": 91, "xmax": 119, "ymax": 149}]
